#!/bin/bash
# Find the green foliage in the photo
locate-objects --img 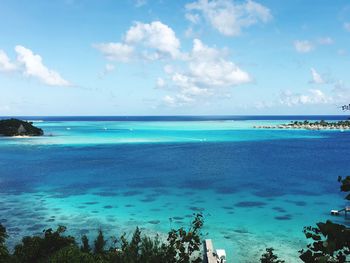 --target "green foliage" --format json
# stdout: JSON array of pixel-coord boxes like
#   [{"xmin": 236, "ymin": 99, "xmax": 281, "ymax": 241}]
[
  {"xmin": 165, "ymin": 213, "xmax": 204, "ymax": 263},
  {"xmin": 299, "ymin": 177, "xmax": 350, "ymax": 262},
  {"xmin": 118, "ymin": 227, "xmax": 142, "ymax": 262},
  {"xmin": 49, "ymin": 245, "xmax": 95, "ymax": 263},
  {"xmin": 13, "ymin": 225, "xmax": 76, "ymax": 263},
  {"xmin": 260, "ymin": 248, "xmax": 285, "ymax": 263},
  {"xmin": 0, "ymin": 118, "xmax": 43, "ymax": 136},
  {"xmin": 299, "ymin": 220, "xmax": 350, "ymax": 263},
  {"xmin": 139, "ymin": 235, "xmax": 166, "ymax": 263},
  {"xmin": 81, "ymin": 235, "xmax": 91, "ymax": 253},
  {"xmin": 0, "ymin": 213, "xmax": 204, "ymax": 263},
  {"xmin": 0, "ymin": 224, "xmax": 9, "ymax": 262},
  {"xmin": 94, "ymin": 230, "xmax": 106, "ymax": 255},
  {"xmin": 338, "ymin": 176, "xmax": 350, "ymax": 200}
]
